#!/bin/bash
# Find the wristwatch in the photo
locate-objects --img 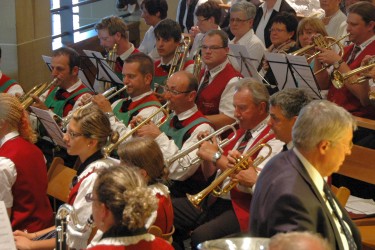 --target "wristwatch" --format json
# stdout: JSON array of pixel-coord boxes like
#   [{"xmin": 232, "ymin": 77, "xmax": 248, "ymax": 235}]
[
  {"xmin": 212, "ymin": 151, "xmax": 222, "ymax": 164},
  {"xmin": 333, "ymin": 58, "xmax": 344, "ymax": 69}
]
